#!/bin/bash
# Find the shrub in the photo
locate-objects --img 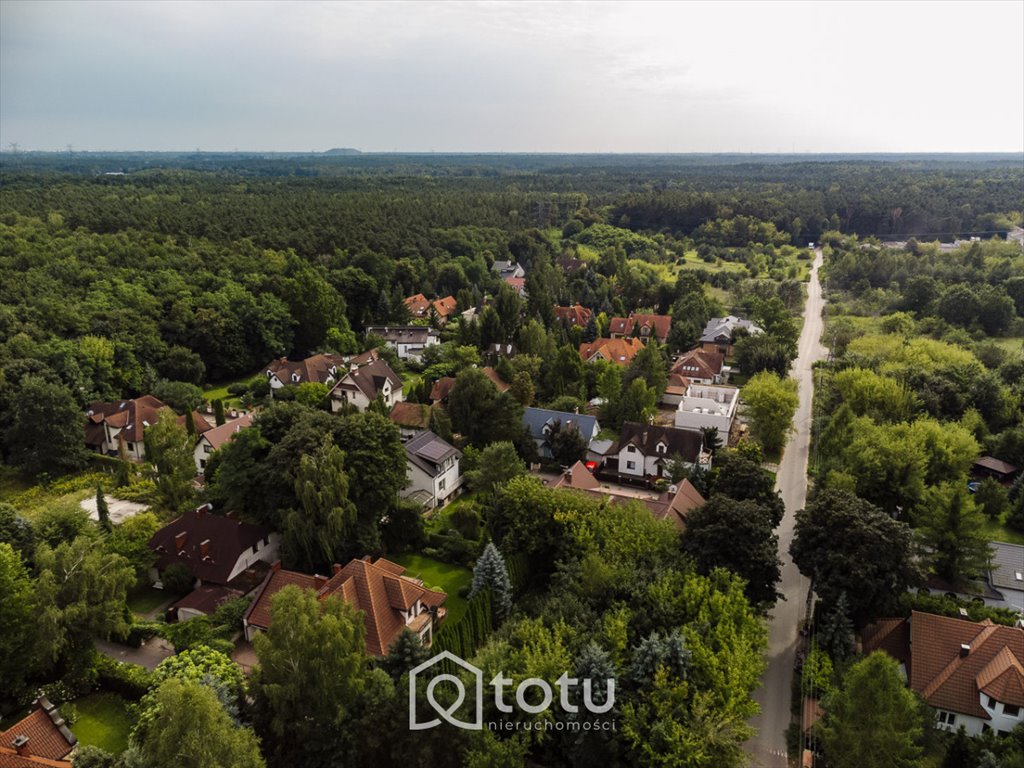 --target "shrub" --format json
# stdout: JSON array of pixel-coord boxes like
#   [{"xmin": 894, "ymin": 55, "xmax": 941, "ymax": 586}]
[
  {"xmin": 160, "ymin": 563, "xmax": 194, "ymax": 596},
  {"xmin": 94, "ymin": 654, "xmax": 155, "ymax": 699}
]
